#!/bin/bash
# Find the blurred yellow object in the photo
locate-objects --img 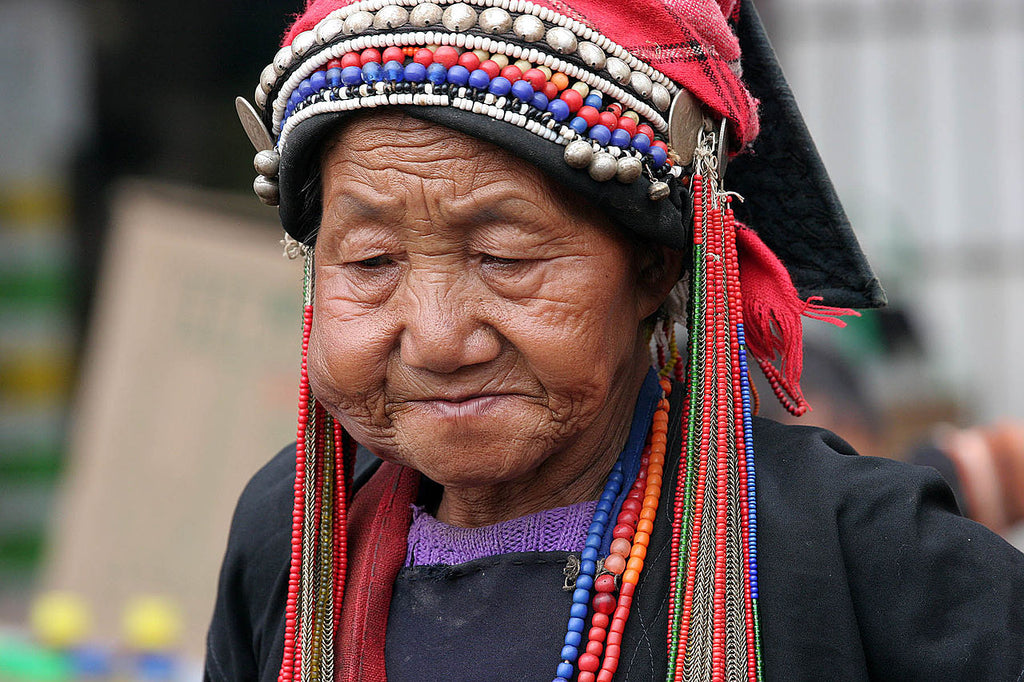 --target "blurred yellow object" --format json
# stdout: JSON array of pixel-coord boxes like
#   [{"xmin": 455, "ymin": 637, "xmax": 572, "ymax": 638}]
[
  {"xmin": 29, "ymin": 592, "xmax": 90, "ymax": 650},
  {"xmin": 121, "ymin": 596, "xmax": 182, "ymax": 652}
]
